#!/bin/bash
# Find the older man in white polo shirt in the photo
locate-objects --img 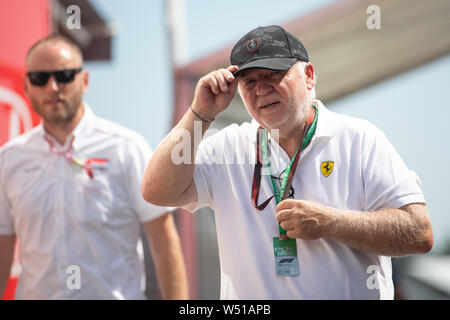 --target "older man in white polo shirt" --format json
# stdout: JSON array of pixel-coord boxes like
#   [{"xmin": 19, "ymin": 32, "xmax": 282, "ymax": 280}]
[
  {"xmin": 0, "ymin": 35, "xmax": 188, "ymax": 299},
  {"xmin": 142, "ymin": 25, "xmax": 433, "ymax": 299}
]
